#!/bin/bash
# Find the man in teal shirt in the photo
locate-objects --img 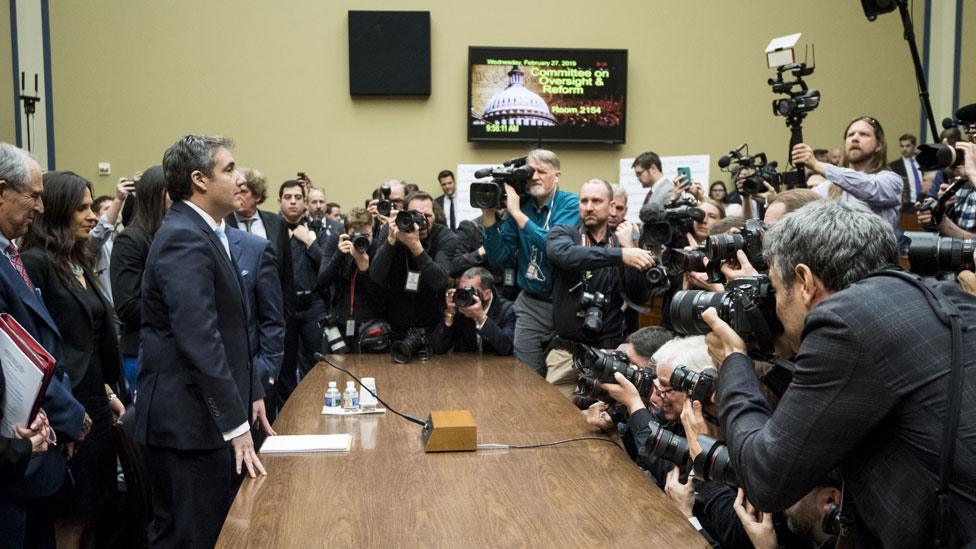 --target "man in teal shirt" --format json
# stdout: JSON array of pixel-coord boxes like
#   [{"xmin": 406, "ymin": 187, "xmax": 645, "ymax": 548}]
[{"xmin": 482, "ymin": 149, "xmax": 580, "ymax": 375}]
